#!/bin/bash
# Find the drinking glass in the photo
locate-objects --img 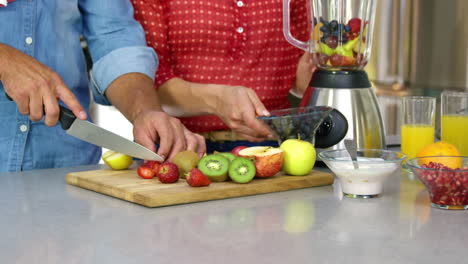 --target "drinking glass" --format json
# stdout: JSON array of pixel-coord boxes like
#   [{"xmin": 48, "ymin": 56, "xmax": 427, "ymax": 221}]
[
  {"xmin": 400, "ymin": 96, "xmax": 436, "ymax": 162},
  {"xmin": 441, "ymin": 91, "xmax": 468, "ymax": 156}
]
